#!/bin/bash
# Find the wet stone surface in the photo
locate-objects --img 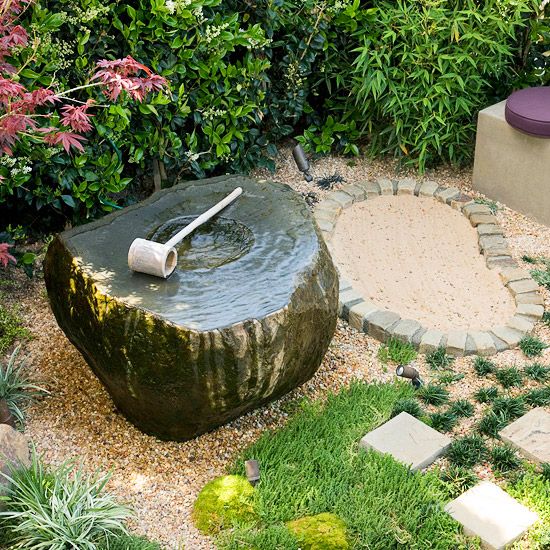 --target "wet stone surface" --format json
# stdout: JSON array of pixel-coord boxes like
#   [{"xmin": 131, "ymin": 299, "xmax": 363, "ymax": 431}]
[{"xmin": 44, "ymin": 175, "xmax": 339, "ymax": 440}]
